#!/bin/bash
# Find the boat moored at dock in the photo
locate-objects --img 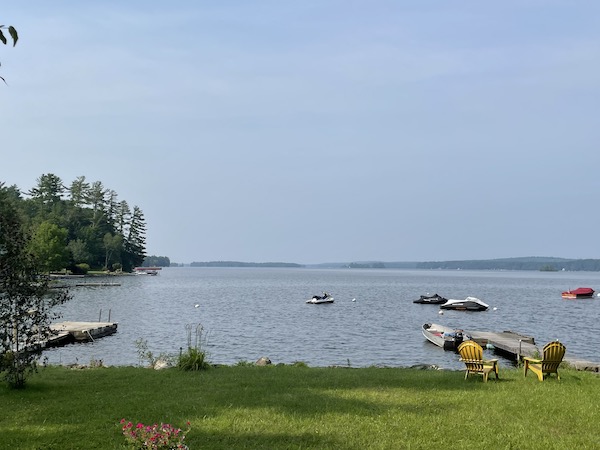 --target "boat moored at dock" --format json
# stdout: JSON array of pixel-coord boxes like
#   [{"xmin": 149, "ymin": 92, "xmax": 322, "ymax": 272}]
[
  {"xmin": 422, "ymin": 323, "xmax": 465, "ymax": 350},
  {"xmin": 134, "ymin": 267, "xmax": 162, "ymax": 275}
]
